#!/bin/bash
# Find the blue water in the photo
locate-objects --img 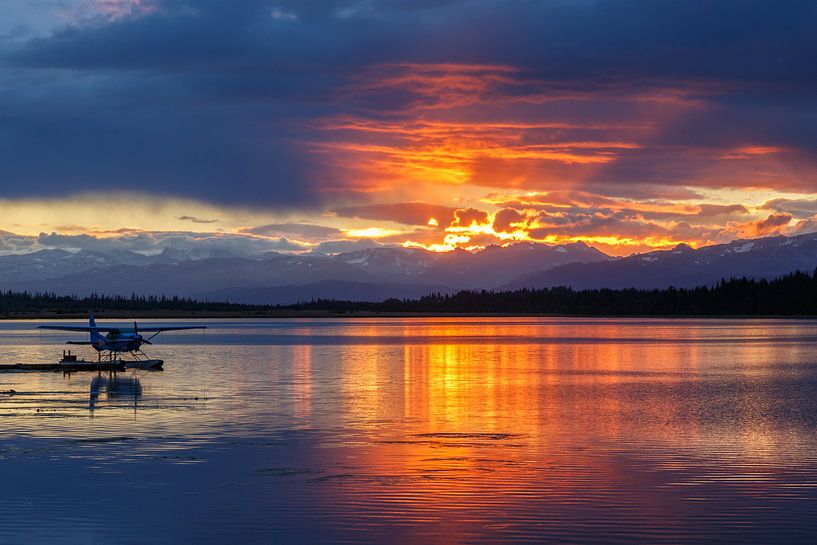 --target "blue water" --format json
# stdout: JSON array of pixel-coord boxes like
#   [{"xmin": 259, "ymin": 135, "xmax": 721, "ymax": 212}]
[{"xmin": 1, "ymin": 318, "xmax": 817, "ymax": 544}]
